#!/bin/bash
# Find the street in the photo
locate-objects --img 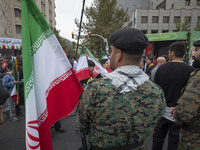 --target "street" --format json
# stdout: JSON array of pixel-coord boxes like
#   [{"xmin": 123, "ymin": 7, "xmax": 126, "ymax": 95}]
[{"xmin": 0, "ymin": 106, "xmax": 167, "ymax": 150}]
